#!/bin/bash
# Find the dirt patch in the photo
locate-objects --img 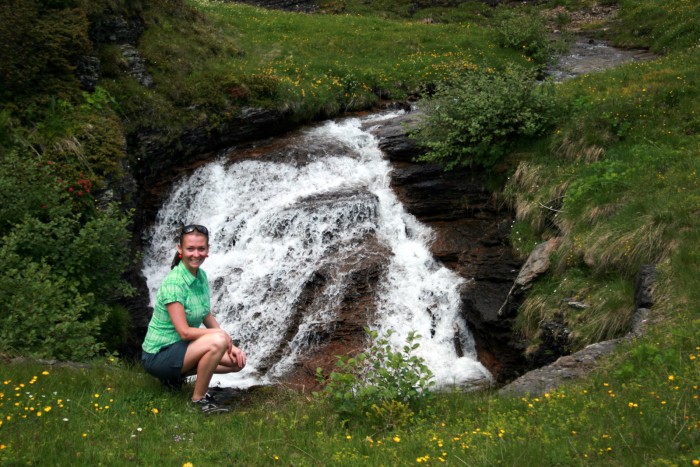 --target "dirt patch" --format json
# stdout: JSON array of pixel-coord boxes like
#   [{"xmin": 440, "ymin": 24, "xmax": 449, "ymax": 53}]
[{"xmin": 541, "ymin": 4, "xmax": 618, "ymax": 34}]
